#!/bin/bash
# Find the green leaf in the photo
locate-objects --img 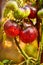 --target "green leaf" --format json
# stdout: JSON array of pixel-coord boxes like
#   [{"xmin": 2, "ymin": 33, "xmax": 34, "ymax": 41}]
[{"xmin": 2, "ymin": 60, "xmax": 10, "ymax": 64}]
